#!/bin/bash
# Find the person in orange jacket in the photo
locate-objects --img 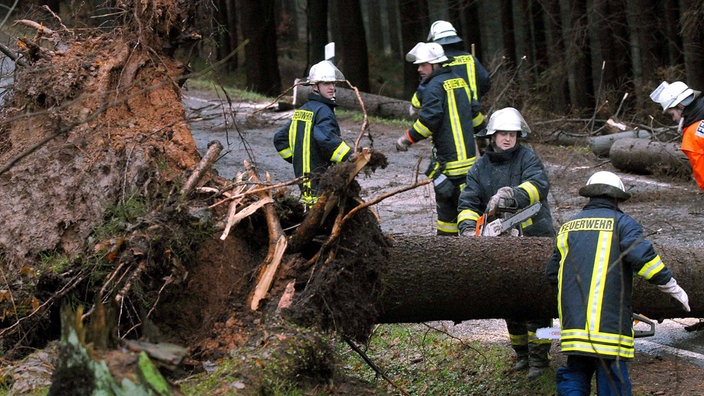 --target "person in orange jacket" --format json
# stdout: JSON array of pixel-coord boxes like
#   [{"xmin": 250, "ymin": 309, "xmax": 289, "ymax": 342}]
[{"xmin": 650, "ymin": 81, "xmax": 704, "ymax": 190}]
